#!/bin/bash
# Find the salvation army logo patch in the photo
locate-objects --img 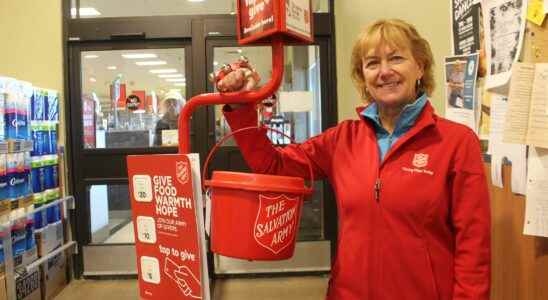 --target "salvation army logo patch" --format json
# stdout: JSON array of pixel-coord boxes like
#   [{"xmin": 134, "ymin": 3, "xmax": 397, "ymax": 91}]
[
  {"xmin": 175, "ymin": 161, "xmax": 189, "ymax": 185},
  {"xmin": 254, "ymin": 194, "xmax": 300, "ymax": 254},
  {"xmin": 412, "ymin": 153, "xmax": 429, "ymax": 168}
]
